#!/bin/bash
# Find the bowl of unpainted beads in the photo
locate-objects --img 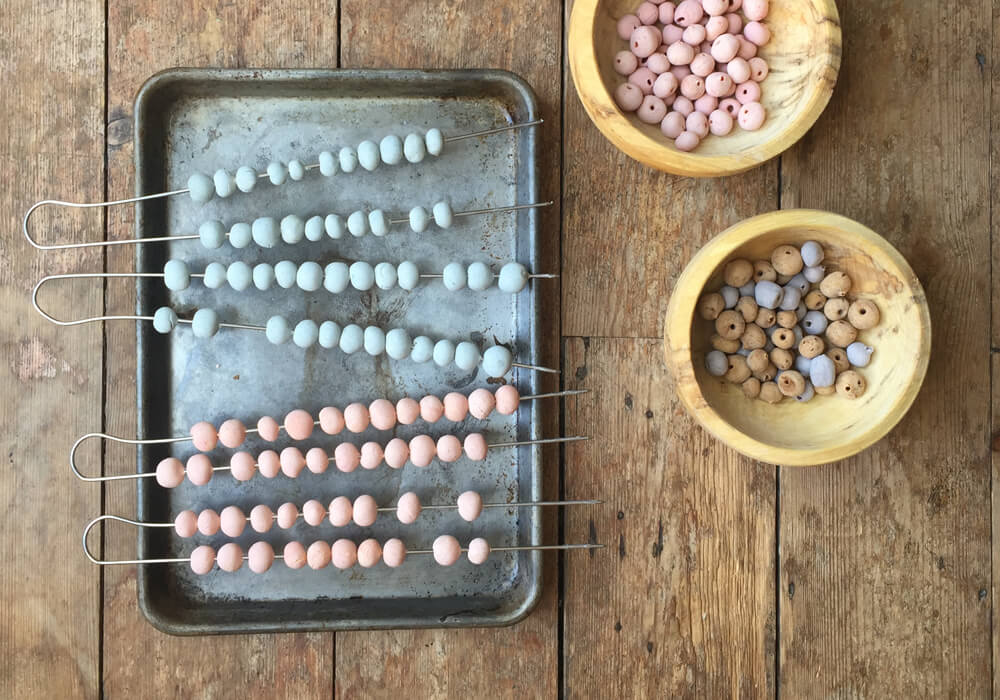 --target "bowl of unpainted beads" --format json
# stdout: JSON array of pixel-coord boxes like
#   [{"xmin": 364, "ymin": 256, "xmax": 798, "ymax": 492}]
[
  {"xmin": 568, "ymin": 0, "xmax": 841, "ymax": 177},
  {"xmin": 663, "ymin": 210, "xmax": 931, "ymax": 466}
]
